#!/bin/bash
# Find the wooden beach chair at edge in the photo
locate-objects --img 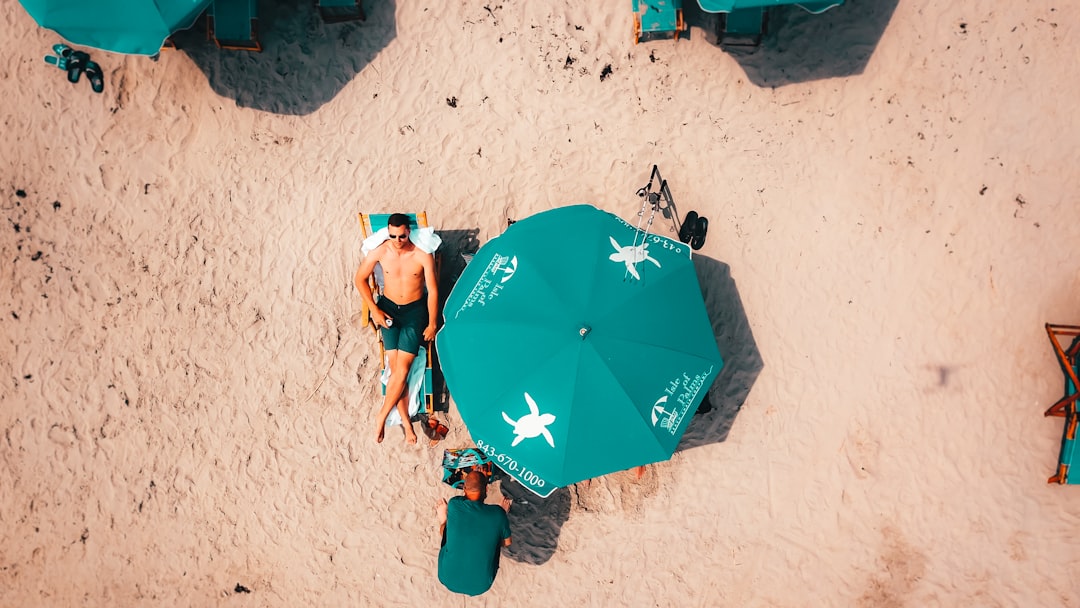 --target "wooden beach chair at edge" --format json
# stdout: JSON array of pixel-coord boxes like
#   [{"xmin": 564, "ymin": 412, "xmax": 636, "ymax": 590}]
[
  {"xmin": 1044, "ymin": 323, "xmax": 1080, "ymax": 484},
  {"xmin": 632, "ymin": 0, "xmax": 685, "ymax": 44},
  {"xmin": 358, "ymin": 212, "xmax": 441, "ymax": 415}
]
